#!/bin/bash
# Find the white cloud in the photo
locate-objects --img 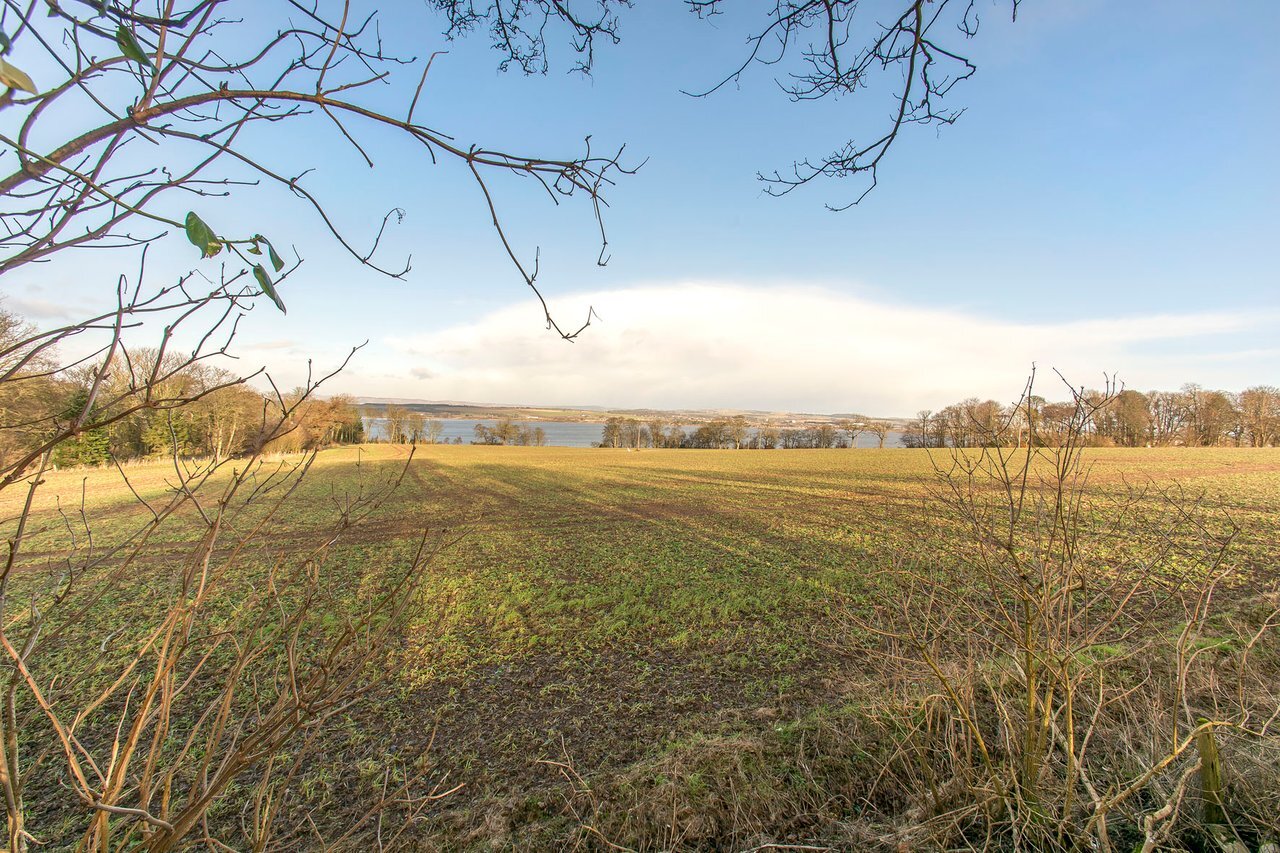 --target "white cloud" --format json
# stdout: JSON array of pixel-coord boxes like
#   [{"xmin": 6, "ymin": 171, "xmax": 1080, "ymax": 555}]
[{"xmin": 383, "ymin": 282, "xmax": 1275, "ymax": 414}]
